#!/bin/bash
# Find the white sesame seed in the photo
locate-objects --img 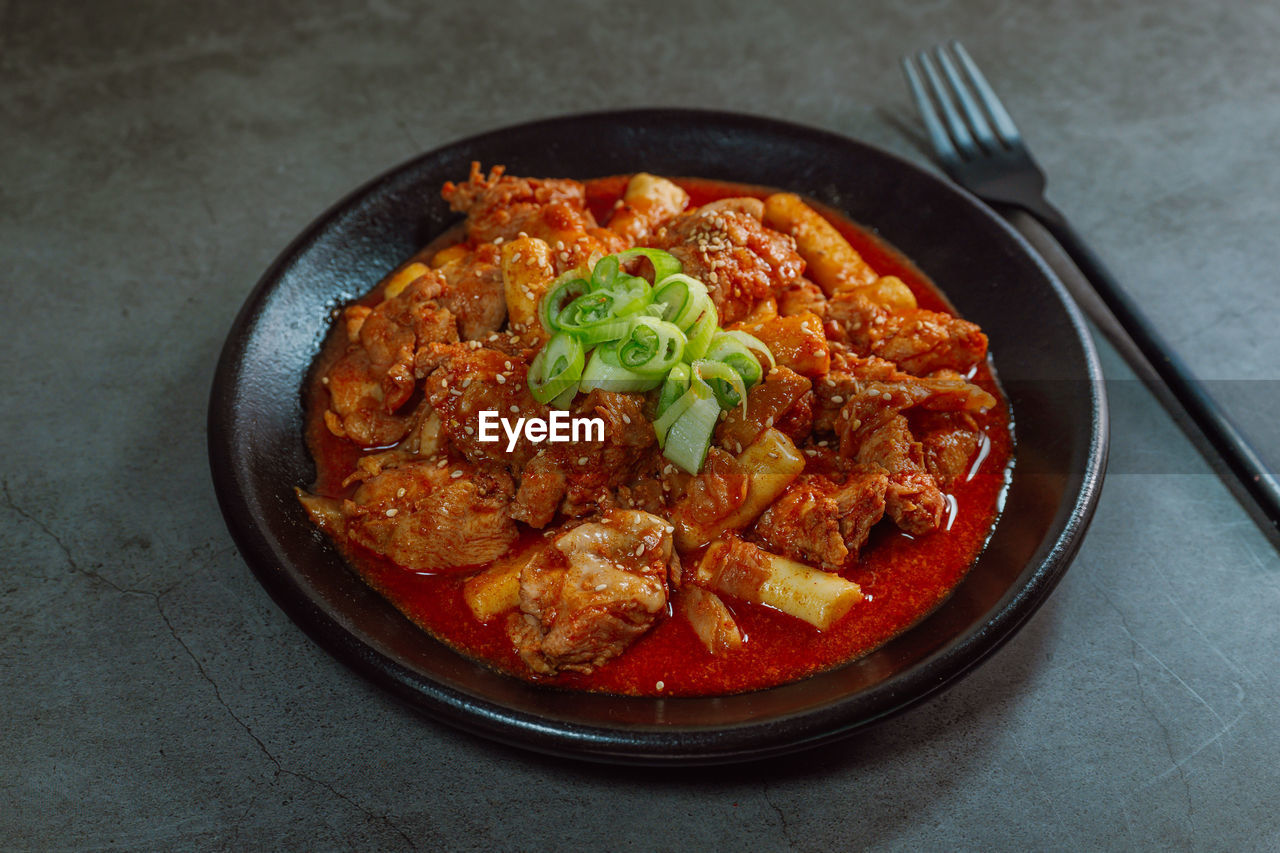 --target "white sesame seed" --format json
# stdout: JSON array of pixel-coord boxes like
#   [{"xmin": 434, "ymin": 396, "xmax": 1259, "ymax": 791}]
[
  {"xmin": 578, "ymin": 456, "xmax": 588, "ymax": 465},
  {"xmin": 622, "ymin": 414, "xmax": 631, "ymax": 424},
  {"xmin": 385, "ymin": 508, "xmax": 398, "ymax": 517},
  {"xmin": 437, "ymin": 457, "xmax": 448, "ymax": 468},
  {"xmin": 656, "ymin": 681, "xmax": 665, "ymax": 691},
  {"xmin": 464, "ymin": 426, "xmax": 474, "ymax": 435},
  {"xmin": 511, "ymin": 252, "xmax": 522, "ymax": 263},
  {"xmin": 320, "ymin": 376, "xmax": 329, "ymax": 385},
  {"xmin": 594, "ymin": 583, "xmax": 608, "ymax": 592},
  {"xmin": 635, "ymin": 545, "xmax": 644, "ymax": 556},
  {"xmin": 450, "ymin": 470, "xmax": 464, "ymax": 479},
  {"xmin": 509, "ymin": 405, "xmax": 518, "ymax": 413},
  {"xmin": 496, "ymin": 374, "xmax": 506, "ymax": 384},
  {"xmin": 397, "ymin": 488, "xmax": 406, "ymax": 497},
  {"xmin": 831, "ymin": 395, "xmax": 844, "ymax": 404},
  {"xmin": 493, "ymin": 236, "xmax": 504, "ymax": 245}
]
